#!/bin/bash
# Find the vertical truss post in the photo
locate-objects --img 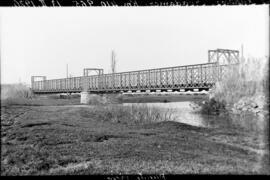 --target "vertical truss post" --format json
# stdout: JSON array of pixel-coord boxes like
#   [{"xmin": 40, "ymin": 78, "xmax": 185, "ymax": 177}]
[
  {"xmin": 155, "ymin": 70, "xmax": 158, "ymax": 88},
  {"xmin": 129, "ymin": 72, "xmax": 131, "ymax": 90},
  {"xmin": 148, "ymin": 70, "xmax": 151, "ymax": 88},
  {"xmin": 137, "ymin": 71, "xmax": 140, "ymax": 90},
  {"xmin": 172, "ymin": 68, "xmax": 174, "ymax": 88},
  {"xmin": 191, "ymin": 67, "xmax": 193, "ymax": 86},
  {"xmin": 120, "ymin": 73, "xmax": 123, "ymax": 89},
  {"xmin": 185, "ymin": 66, "xmax": 188, "ymax": 86},
  {"xmin": 200, "ymin": 65, "xmax": 203, "ymax": 86},
  {"xmin": 208, "ymin": 50, "xmax": 211, "ymax": 63},
  {"xmin": 165, "ymin": 70, "xmax": 168, "ymax": 87},
  {"xmin": 160, "ymin": 69, "xmax": 162, "ymax": 87}
]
